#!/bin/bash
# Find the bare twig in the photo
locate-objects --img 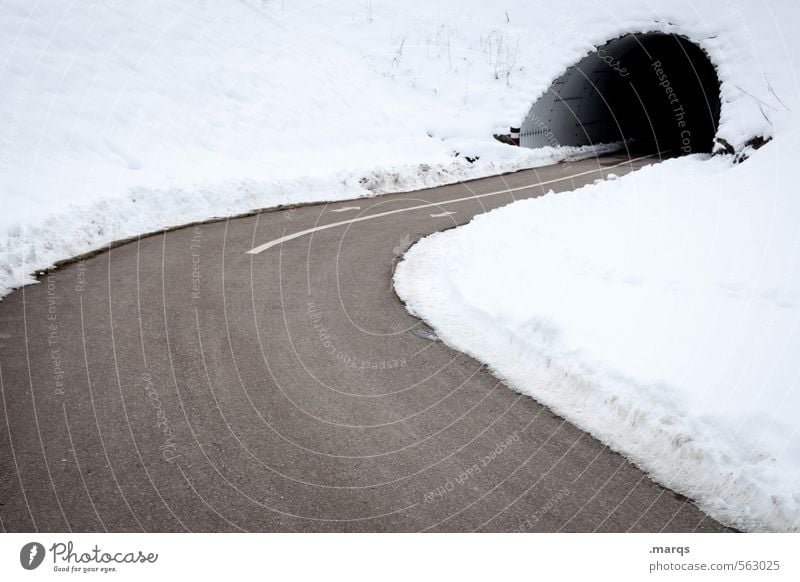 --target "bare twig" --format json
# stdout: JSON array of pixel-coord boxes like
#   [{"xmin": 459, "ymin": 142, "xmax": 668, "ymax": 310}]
[
  {"xmin": 765, "ymin": 77, "xmax": 791, "ymax": 112},
  {"xmin": 392, "ymin": 36, "xmax": 406, "ymax": 68},
  {"xmin": 735, "ymin": 84, "xmax": 779, "ymax": 111}
]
